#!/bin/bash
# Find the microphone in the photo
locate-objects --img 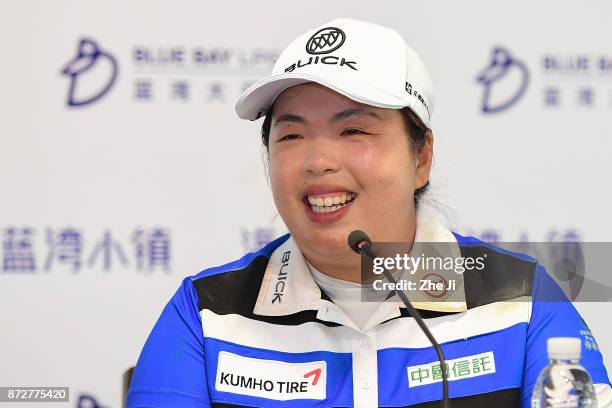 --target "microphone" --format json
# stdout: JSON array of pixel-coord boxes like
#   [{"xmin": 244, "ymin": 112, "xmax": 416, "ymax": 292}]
[{"xmin": 348, "ymin": 230, "xmax": 450, "ymax": 408}]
